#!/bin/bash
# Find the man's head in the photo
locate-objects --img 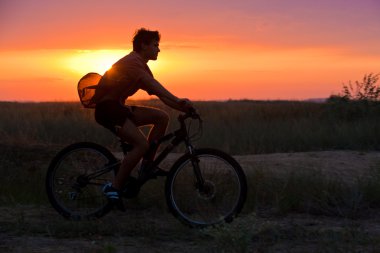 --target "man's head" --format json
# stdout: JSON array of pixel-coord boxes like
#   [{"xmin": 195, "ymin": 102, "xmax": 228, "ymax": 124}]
[{"xmin": 133, "ymin": 28, "xmax": 161, "ymax": 61}]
